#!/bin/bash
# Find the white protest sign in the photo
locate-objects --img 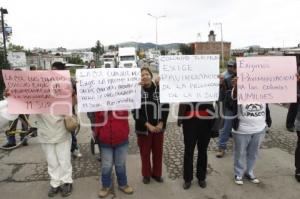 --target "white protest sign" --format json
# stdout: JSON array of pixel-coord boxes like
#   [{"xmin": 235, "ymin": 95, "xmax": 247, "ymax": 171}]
[
  {"xmin": 237, "ymin": 56, "xmax": 297, "ymax": 104},
  {"xmin": 76, "ymin": 68, "xmax": 141, "ymax": 112},
  {"xmin": 159, "ymin": 55, "xmax": 220, "ymax": 103}
]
